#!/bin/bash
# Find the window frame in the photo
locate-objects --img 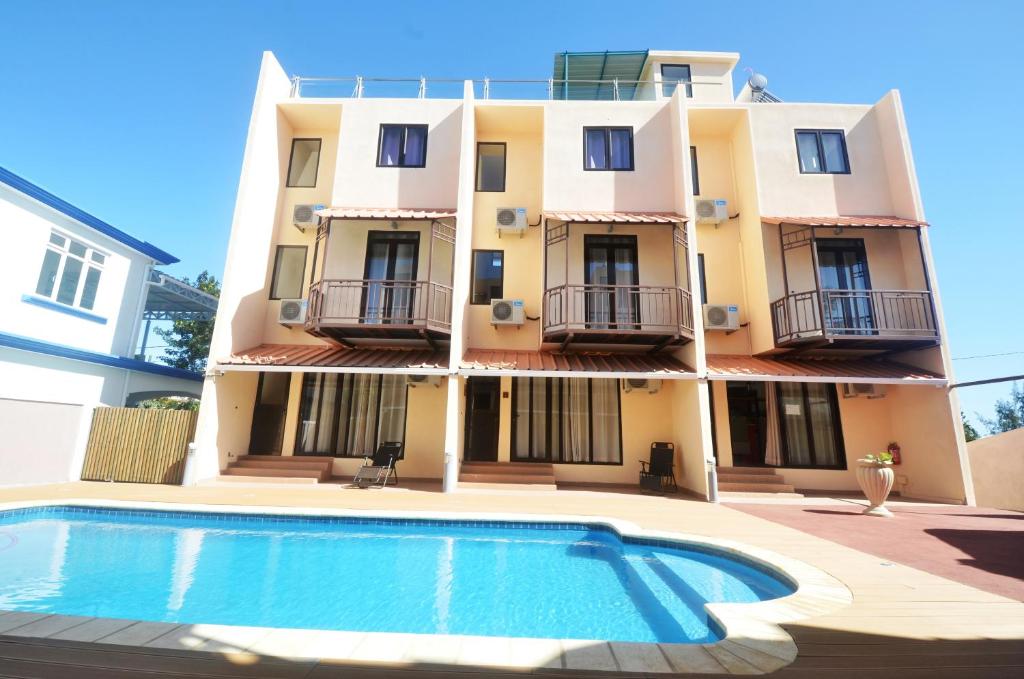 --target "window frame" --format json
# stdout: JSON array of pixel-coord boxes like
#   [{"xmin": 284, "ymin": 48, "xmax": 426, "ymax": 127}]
[
  {"xmin": 690, "ymin": 145, "xmax": 700, "ymax": 196},
  {"xmin": 269, "ymin": 245, "xmax": 308, "ymax": 300},
  {"xmin": 285, "ymin": 138, "xmax": 322, "ymax": 188},
  {"xmin": 475, "ymin": 142, "xmax": 507, "ymax": 192},
  {"xmin": 697, "ymin": 253, "xmax": 708, "ymax": 305},
  {"xmin": 794, "ymin": 129, "xmax": 851, "ymax": 175},
  {"xmin": 376, "ymin": 124, "xmax": 429, "ymax": 168},
  {"xmin": 510, "ymin": 377, "xmax": 624, "ymax": 466},
  {"xmin": 583, "ymin": 126, "xmax": 635, "ymax": 172},
  {"xmin": 661, "ymin": 63, "xmax": 693, "ymax": 98},
  {"xmin": 775, "ymin": 382, "xmax": 848, "ymax": 470},
  {"xmin": 33, "ymin": 230, "xmax": 107, "ymax": 312},
  {"xmin": 470, "ymin": 249, "xmax": 504, "ymax": 305}
]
